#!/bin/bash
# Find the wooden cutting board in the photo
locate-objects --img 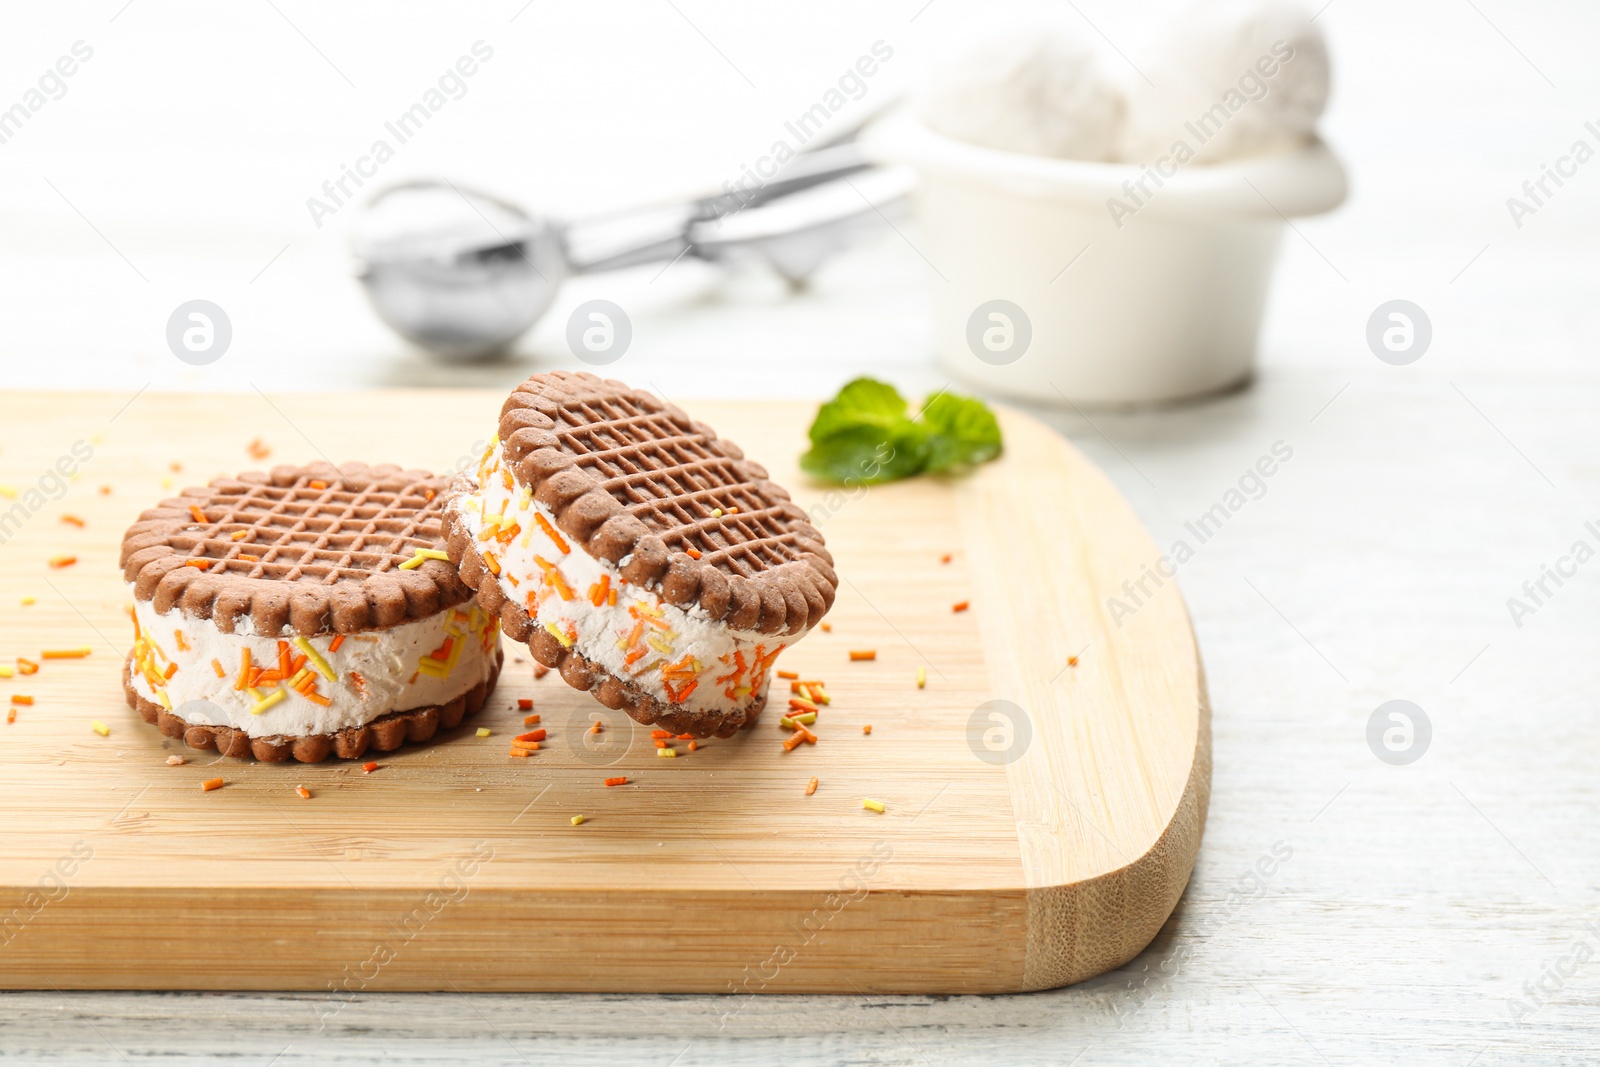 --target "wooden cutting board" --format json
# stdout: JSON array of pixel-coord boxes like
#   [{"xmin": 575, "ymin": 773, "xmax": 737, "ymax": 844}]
[{"xmin": 0, "ymin": 389, "xmax": 1208, "ymax": 994}]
